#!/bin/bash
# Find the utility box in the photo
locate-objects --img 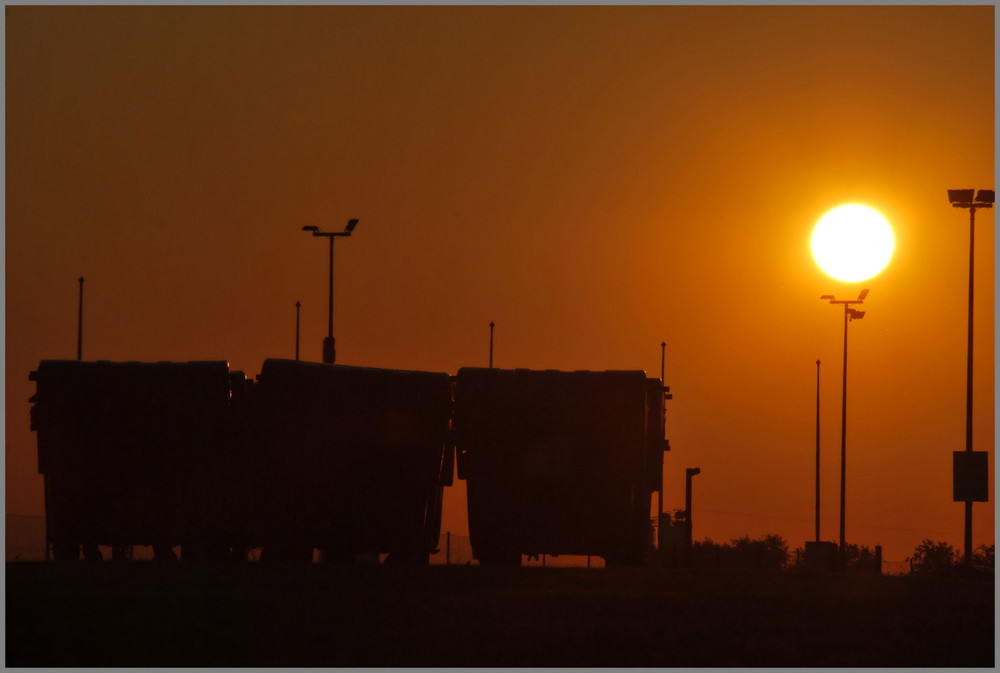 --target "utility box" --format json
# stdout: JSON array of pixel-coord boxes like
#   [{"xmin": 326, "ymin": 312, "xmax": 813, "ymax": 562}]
[
  {"xmin": 953, "ymin": 451, "xmax": 989, "ymax": 502},
  {"xmin": 804, "ymin": 540, "xmax": 838, "ymax": 570}
]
